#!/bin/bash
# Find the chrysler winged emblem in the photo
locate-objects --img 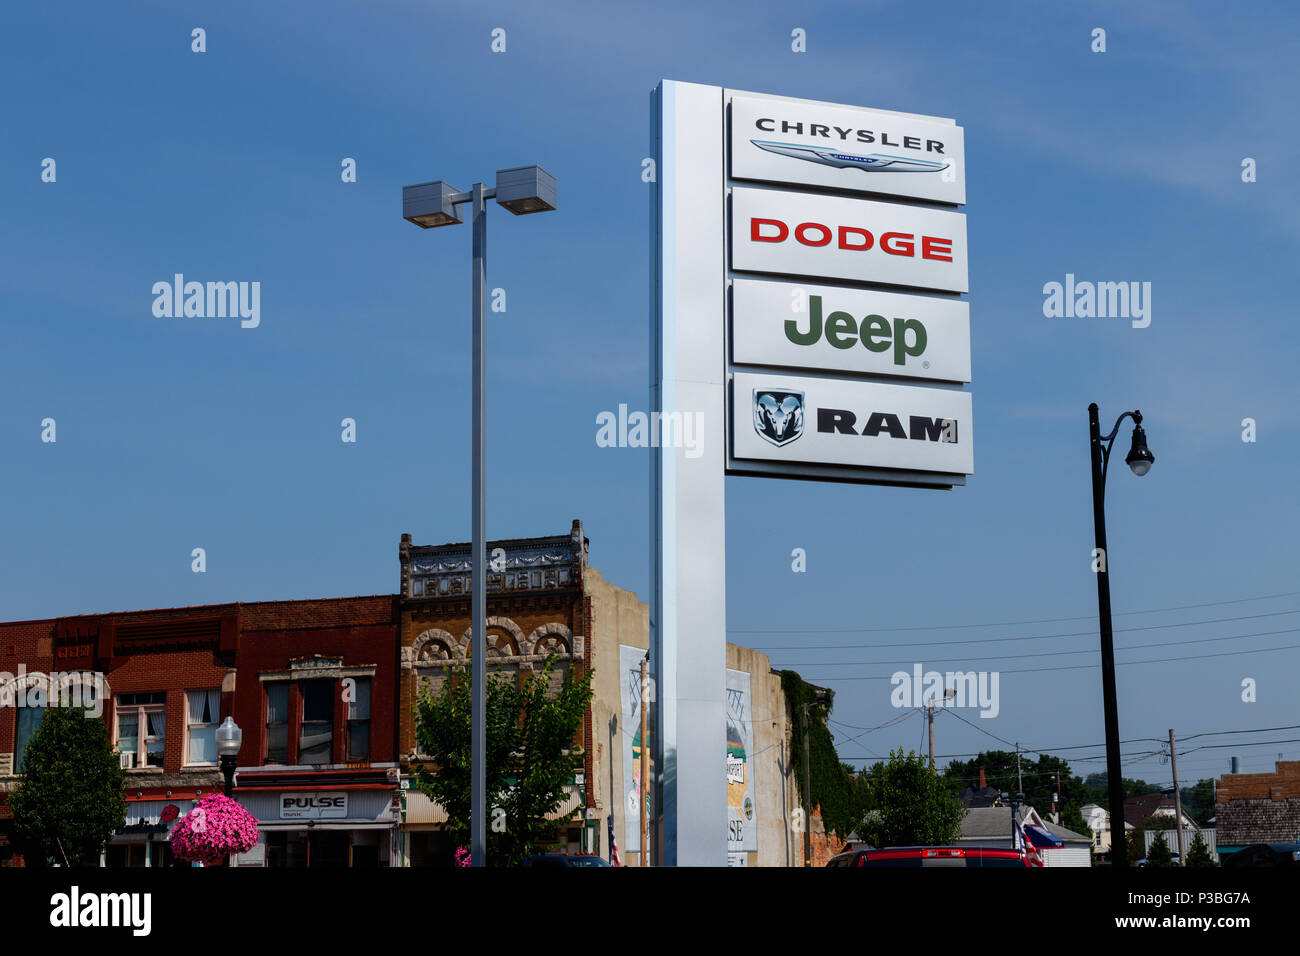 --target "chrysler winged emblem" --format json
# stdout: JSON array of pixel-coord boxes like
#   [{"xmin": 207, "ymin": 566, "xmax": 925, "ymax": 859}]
[
  {"xmin": 753, "ymin": 389, "xmax": 805, "ymax": 447},
  {"xmin": 751, "ymin": 139, "xmax": 949, "ymax": 174}
]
